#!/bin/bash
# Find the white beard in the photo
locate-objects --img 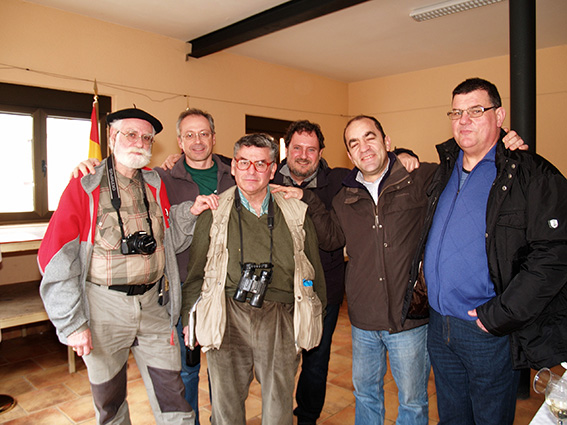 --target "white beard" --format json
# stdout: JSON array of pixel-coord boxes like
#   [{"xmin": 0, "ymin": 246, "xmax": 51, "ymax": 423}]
[{"xmin": 114, "ymin": 139, "xmax": 152, "ymax": 169}]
